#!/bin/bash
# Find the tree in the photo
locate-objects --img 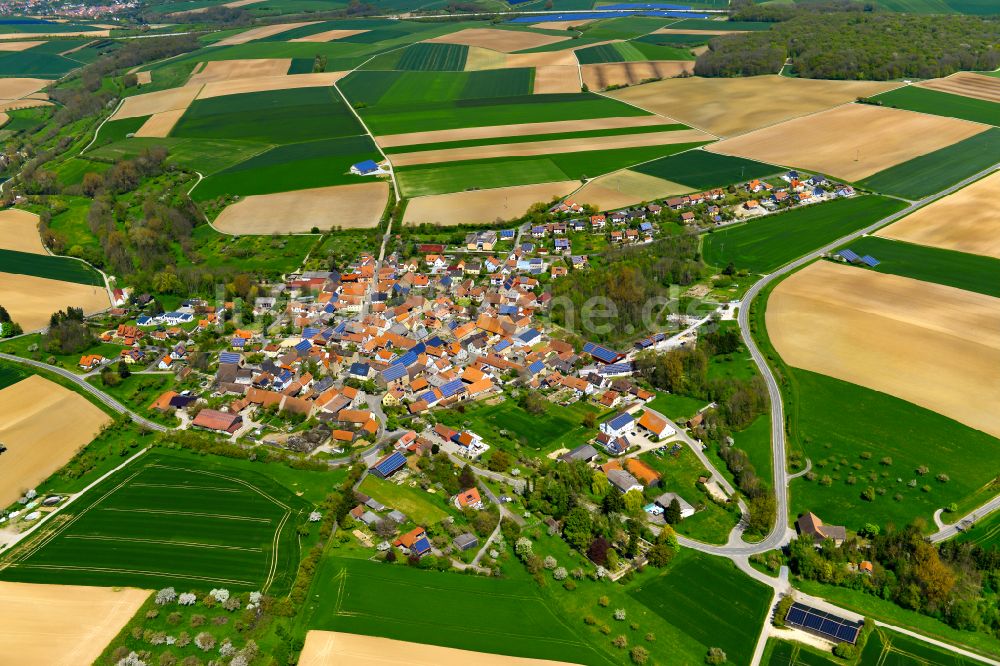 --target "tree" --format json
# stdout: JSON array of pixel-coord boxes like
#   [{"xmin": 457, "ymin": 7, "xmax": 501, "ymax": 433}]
[
  {"xmin": 773, "ymin": 595, "xmax": 794, "ymax": 627},
  {"xmin": 588, "ymin": 536, "xmax": 610, "ymax": 566},
  {"xmin": 194, "ymin": 632, "xmax": 216, "ymax": 651},
  {"xmin": 155, "ymin": 587, "xmax": 177, "ymax": 605},
  {"xmin": 82, "ymin": 171, "xmax": 104, "ymax": 197},
  {"xmin": 522, "ymin": 390, "xmax": 546, "ymax": 415},
  {"xmin": 630, "ymin": 646, "xmax": 650, "ymax": 665},
  {"xmin": 705, "ymin": 647, "xmax": 727, "ymax": 664},
  {"xmin": 833, "ymin": 642, "xmax": 856, "ymax": 659},
  {"xmin": 117, "ymin": 360, "xmax": 131, "ymax": 379},
  {"xmin": 458, "ymin": 464, "xmax": 476, "ymax": 490},
  {"xmin": 623, "ymin": 489, "xmax": 644, "ymax": 514},
  {"xmin": 582, "ymin": 411, "xmax": 596, "ymax": 428},
  {"xmin": 647, "ymin": 543, "xmax": 676, "ymax": 568},
  {"xmin": 562, "ymin": 507, "xmax": 593, "ymax": 552},
  {"xmin": 613, "ymin": 635, "xmax": 628, "ymax": 649},
  {"xmin": 665, "ymin": 498, "xmax": 682, "ymax": 524},
  {"xmin": 487, "ymin": 450, "xmax": 512, "ymax": 472},
  {"xmin": 602, "ymin": 488, "xmax": 624, "ymax": 515}
]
